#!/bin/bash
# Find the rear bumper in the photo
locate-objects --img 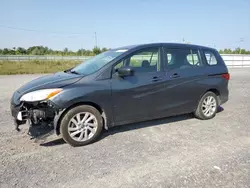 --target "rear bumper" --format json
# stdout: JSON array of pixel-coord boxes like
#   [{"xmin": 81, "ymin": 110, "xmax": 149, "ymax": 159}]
[
  {"xmin": 218, "ymin": 86, "xmax": 229, "ymax": 105},
  {"xmin": 220, "ymin": 95, "xmax": 228, "ymax": 105}
]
